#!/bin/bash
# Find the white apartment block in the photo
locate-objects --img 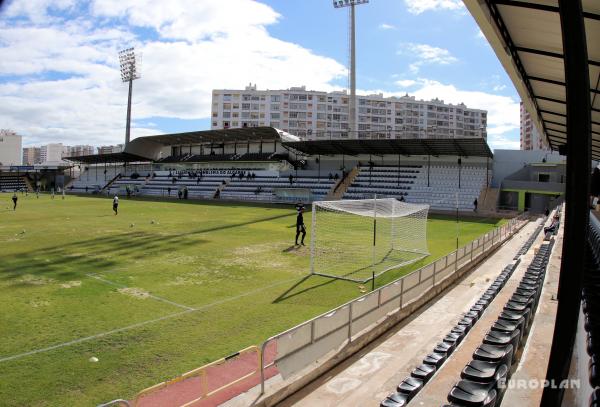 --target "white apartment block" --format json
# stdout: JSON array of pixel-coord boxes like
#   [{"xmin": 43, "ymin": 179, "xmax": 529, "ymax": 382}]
[
  {"xmin": 520, "ymin": 102, "xmax": 549, "ymax": 151},
  {"xmin": 40, "ymin": 143, "xmax": 65, "ymax": 163},
  {"xmin": 211, "ymin": 84, "xmax": 487, "ymax": 140},
  {"xmin": 64, "ymin": 145, "xmax": 95, "ymax": 157},
  {"xmin": 97, "ymin": 144, "xmax": 124, "ymax": 154},
  {"xmin": 22, "ymin": 147, "xmax": 41, "ymax": 165},
  {"xmin": 0, "ymin": 131, "xmax": 22, "ymax": 166}
]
